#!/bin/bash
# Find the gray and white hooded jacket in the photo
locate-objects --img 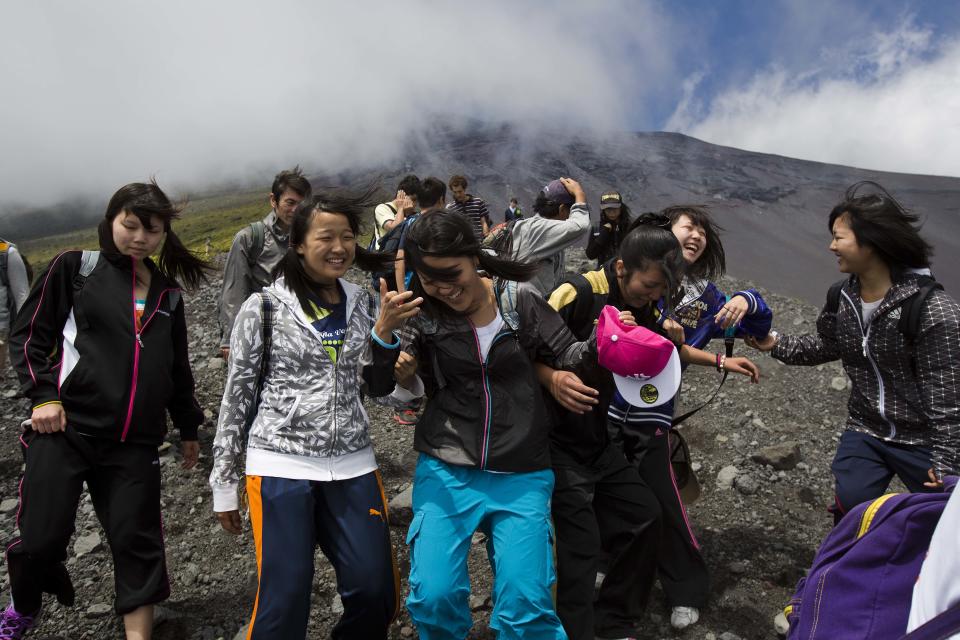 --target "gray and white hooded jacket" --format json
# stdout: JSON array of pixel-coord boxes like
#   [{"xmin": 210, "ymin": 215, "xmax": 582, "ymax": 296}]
[{"xmin": 210, "ymin": 276, "xmax": 396, "ymax": 511}]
